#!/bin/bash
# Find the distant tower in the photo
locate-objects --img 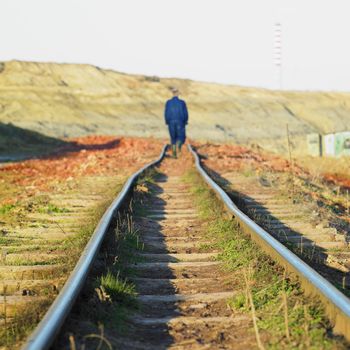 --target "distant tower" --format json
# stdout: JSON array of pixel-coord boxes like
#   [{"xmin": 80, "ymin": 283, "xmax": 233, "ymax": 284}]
[{"xmin": 273, "ymin": 22, "xmax": 282, "ymax": 89}]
